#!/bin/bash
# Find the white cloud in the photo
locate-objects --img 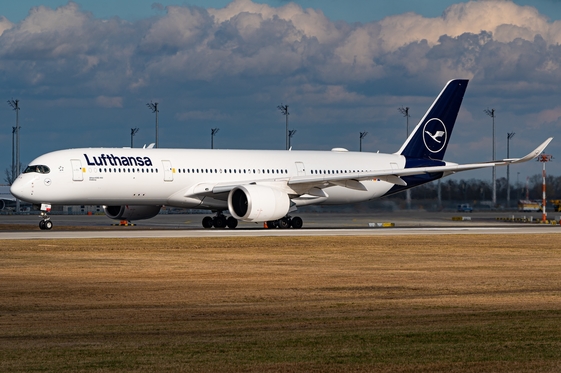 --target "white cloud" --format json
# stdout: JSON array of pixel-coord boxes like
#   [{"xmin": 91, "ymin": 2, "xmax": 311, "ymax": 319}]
[
  {"xmin": 0, "ymin": 16, "xmax": 13, "ymax": 36},
  {"xmin": 4, "ymin": 0, "xmax": 561, "ymax": 92}
]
